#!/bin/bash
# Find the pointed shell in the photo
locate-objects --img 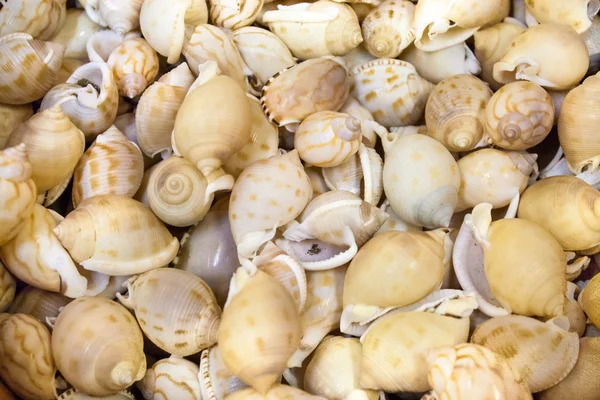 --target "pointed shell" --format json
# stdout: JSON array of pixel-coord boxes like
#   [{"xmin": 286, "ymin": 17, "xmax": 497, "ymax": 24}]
[
  {"xmin": 140, "ymin": 356, "xmax": 201, "ymax": 400},
  {"xmin": 200, "ymin": 345, "xmax": 248, "ymax": 400},
  {"xmin": 362, "ymin": 0, "xmax": 415, "ymax": 58},
  {"xmin": 95, "ymin": 0, "xmax": 144, "ymax": 35},
  {"xmin": 52, "ymin": 296, "xmax": 146, "ymax": 396},
  {"xmin": 54, "ymin": 195, "xmax": 180, "ymax": 276},
  {"xmin": 339, "ymin": 96, "xmax": 377, "ymax": 147},
  {"xmin": 0, "ymin": 103, "xmax": 33, "ymax": 149},
  {"xmin": 49, "ymin": 9, "xmax": 104, "ymax": 60},
  {"xmin": 525, "ymin": 0, "xmax": 599, "ymax": 33},
  {"xmin": 210, "ymin": 0, "xmax": 264, "ymax": 29},
  {"xmin": 107, "ymin": 38, "xmax": 159, "ymax": 99},
  {"xmin": 0, "ymin": 0, "xmax": 67, "ymax": 40}
]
